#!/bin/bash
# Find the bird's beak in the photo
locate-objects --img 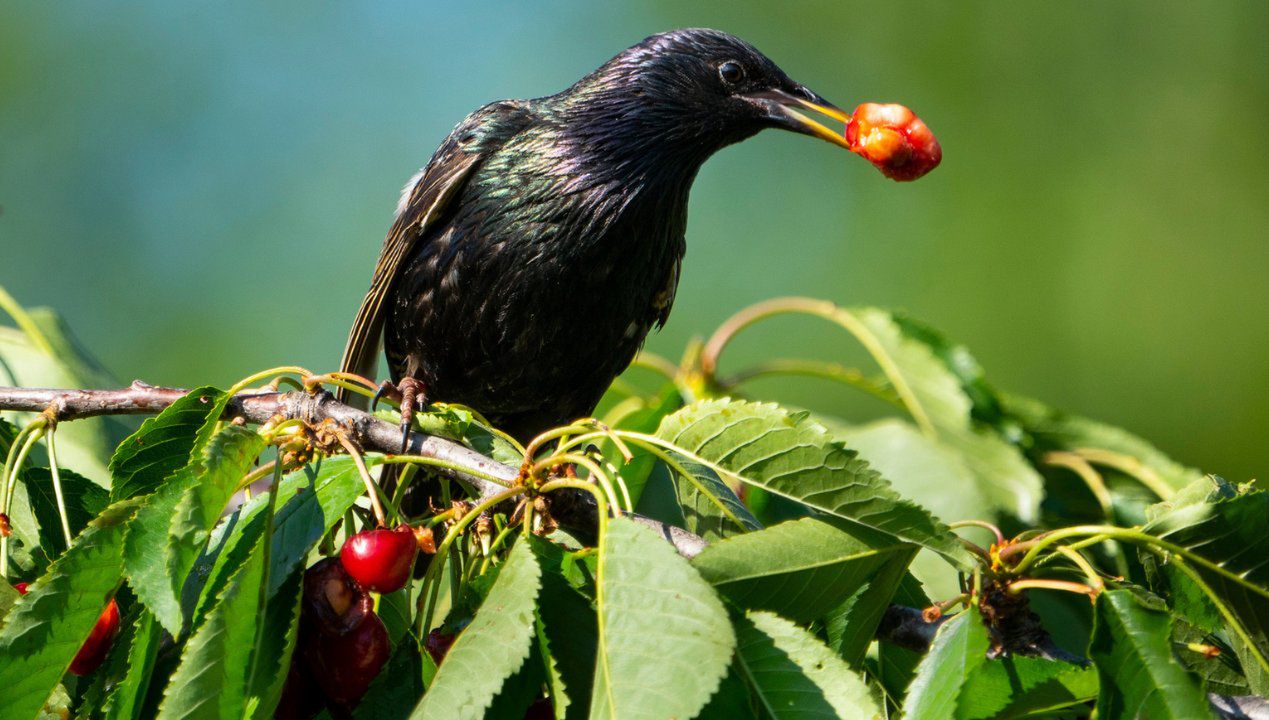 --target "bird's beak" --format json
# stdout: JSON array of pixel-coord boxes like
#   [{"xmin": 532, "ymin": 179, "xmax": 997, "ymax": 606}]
[{"xmin": 744, "ymin": 86, "xmax": 853, "ymax": 149}]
